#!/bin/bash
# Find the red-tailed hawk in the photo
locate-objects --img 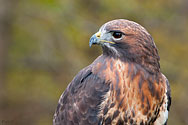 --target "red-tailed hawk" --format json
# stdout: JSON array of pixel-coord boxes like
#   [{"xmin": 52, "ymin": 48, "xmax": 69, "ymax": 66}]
[{"xmin": 53, "ymin": 19, "xmax": 171, "ymax": 125}]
